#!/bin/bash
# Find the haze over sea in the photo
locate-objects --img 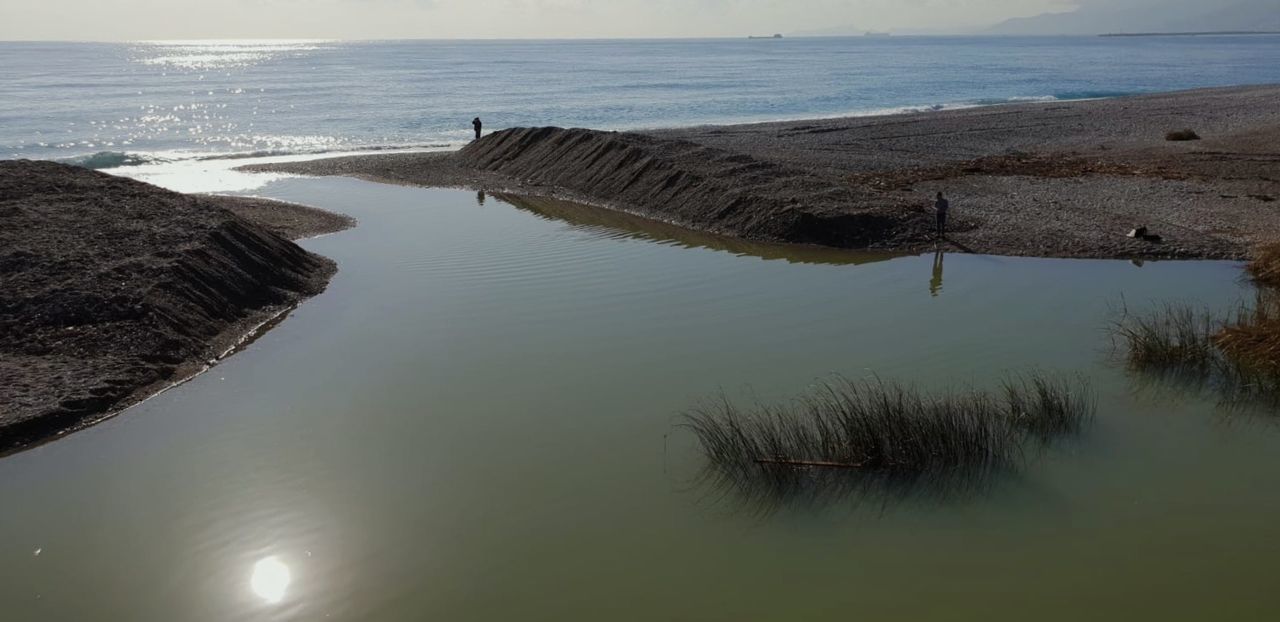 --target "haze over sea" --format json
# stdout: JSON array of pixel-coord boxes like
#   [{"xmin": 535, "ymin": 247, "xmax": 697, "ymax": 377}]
[{"xmin": 3, "ymin": 36, "xmax": 1280, "ymax": 192}]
